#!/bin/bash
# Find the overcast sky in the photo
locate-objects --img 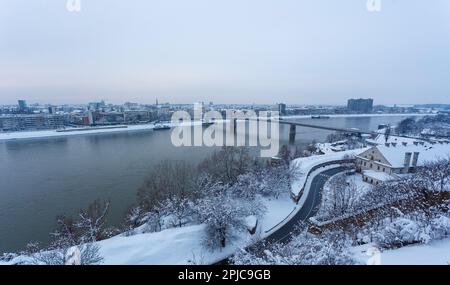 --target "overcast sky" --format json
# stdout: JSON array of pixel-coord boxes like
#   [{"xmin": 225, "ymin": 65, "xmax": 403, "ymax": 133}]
[{"xmin": 0, "ymin": 0, "xmax": 449, "ymax": 105}]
